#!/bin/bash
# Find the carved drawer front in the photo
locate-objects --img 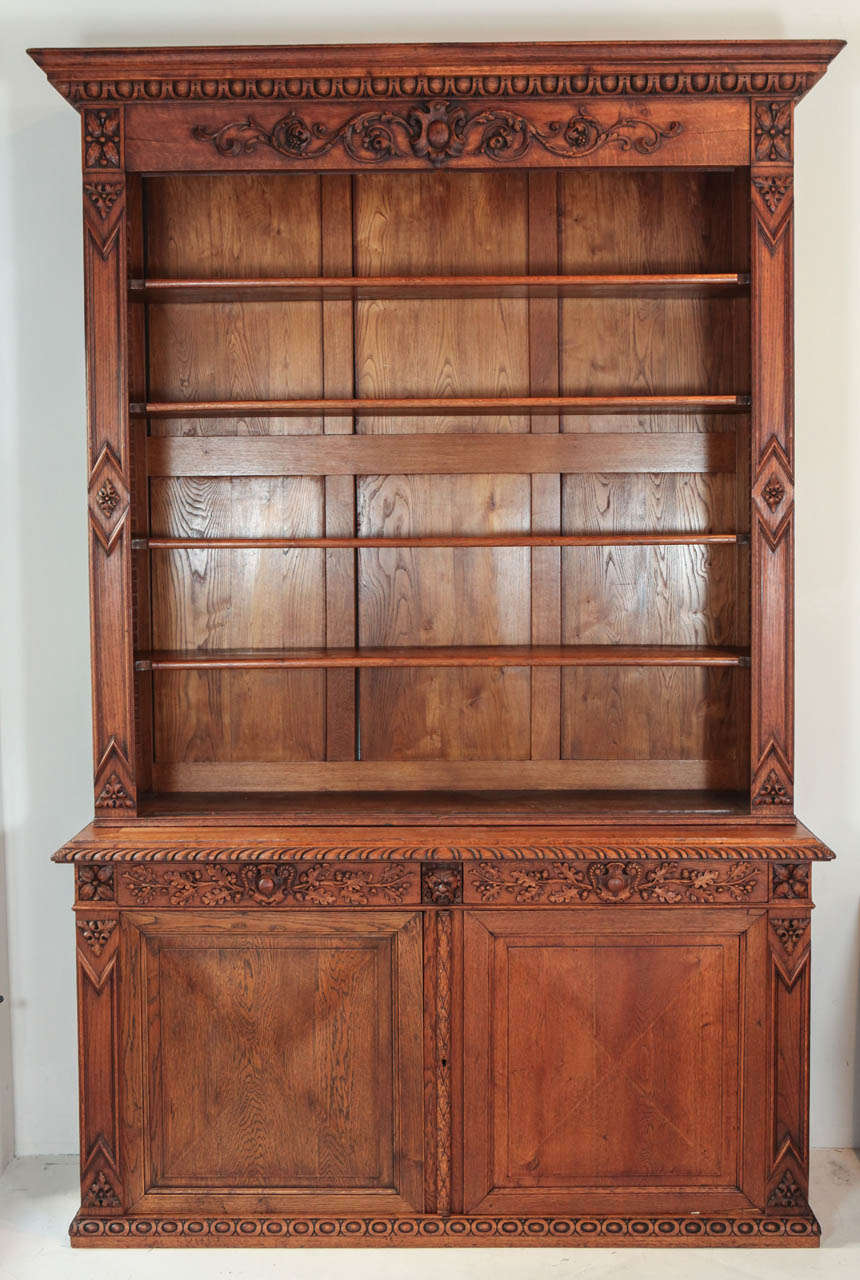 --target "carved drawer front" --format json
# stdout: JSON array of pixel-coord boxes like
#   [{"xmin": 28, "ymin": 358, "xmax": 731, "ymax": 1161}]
[
  {"xmin": 120, "ymin": 910, "xmax": 424, "ymax": 1215},
  {"xmin": 462, "ymin": 908, "xmax": 768, "ymax": 1216}
]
